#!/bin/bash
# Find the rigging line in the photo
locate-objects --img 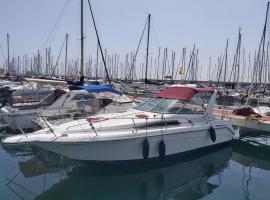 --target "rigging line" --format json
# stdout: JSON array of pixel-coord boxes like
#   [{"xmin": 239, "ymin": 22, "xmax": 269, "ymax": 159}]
[
  {"xmin": 87, "ymin": 0, "xmax": 112, "ymax": 86},
  {"xmin": 0, "ymin": 42, "xmax": 7, "ymax": 60},
  {"xmin": 174, "ymin": 51, "xmax": 182, "ymax": 81},
  {"xmin": 41, "ymin": 0, "xmax": 71, "ymax": 53},
  {"xmin": 51, "ymin": 36, "xmax": 67, "ymax": 77},
  {"xmin": 126, "ymin": 17, "xmax": 148, "ymax": 81},
  {"xmin": 268, "ymin": 12, "xmax": 270, "ymax": 49},
  {"xmin": 184, "ymin": 47, "xmax": 195, "ymax": 81},
  {"xmin": 256, "ymin": 2, "xmax": 270, "ymax": 84},
  {"xmin": 150, "ymin": 17, "xmax": 160, "ymax": 52},
  {"xmin": 217, "ymin": 50, "xmax": 226, "ymax": 84}
]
